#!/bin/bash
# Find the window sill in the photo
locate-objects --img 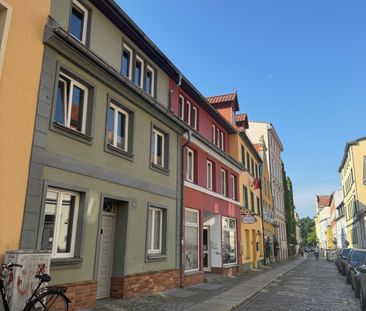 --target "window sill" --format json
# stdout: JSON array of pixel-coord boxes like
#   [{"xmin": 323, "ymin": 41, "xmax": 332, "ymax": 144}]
[
  {"xmin": 150, "ymin": 163, "xmax": 170, "ymax": 176},
  {"xmin": 105, "ymin": 144, "xmax": 134, "ymax": 161},
  {"xmin": 50, "ymin": 257, "xmax": 83, "ymax": 269},
  {"xmin": 146, "ymin": 253, "xmax": 167, "ymax": 262},
  {"xmin": 52, "ymin": 122, "xmax": 93, "ymax": 145}
]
